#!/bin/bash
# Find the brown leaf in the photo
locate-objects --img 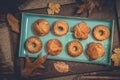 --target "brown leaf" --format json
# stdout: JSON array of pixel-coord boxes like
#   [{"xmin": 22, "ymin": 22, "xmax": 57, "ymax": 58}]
[
  {"xmin": 21, "ymin": 54, "xmax": 47, "ymax": 78},
  {"xmin": 76, "ymin": 0, "xmax": 102, "ymax": 17},
  {"xmin": 7, "ymin": 13, "xmax": 19, "ymax": 33},
  {"xmin": 76, "ymin": 4, "xmax": 87, "ymax": 14}
]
